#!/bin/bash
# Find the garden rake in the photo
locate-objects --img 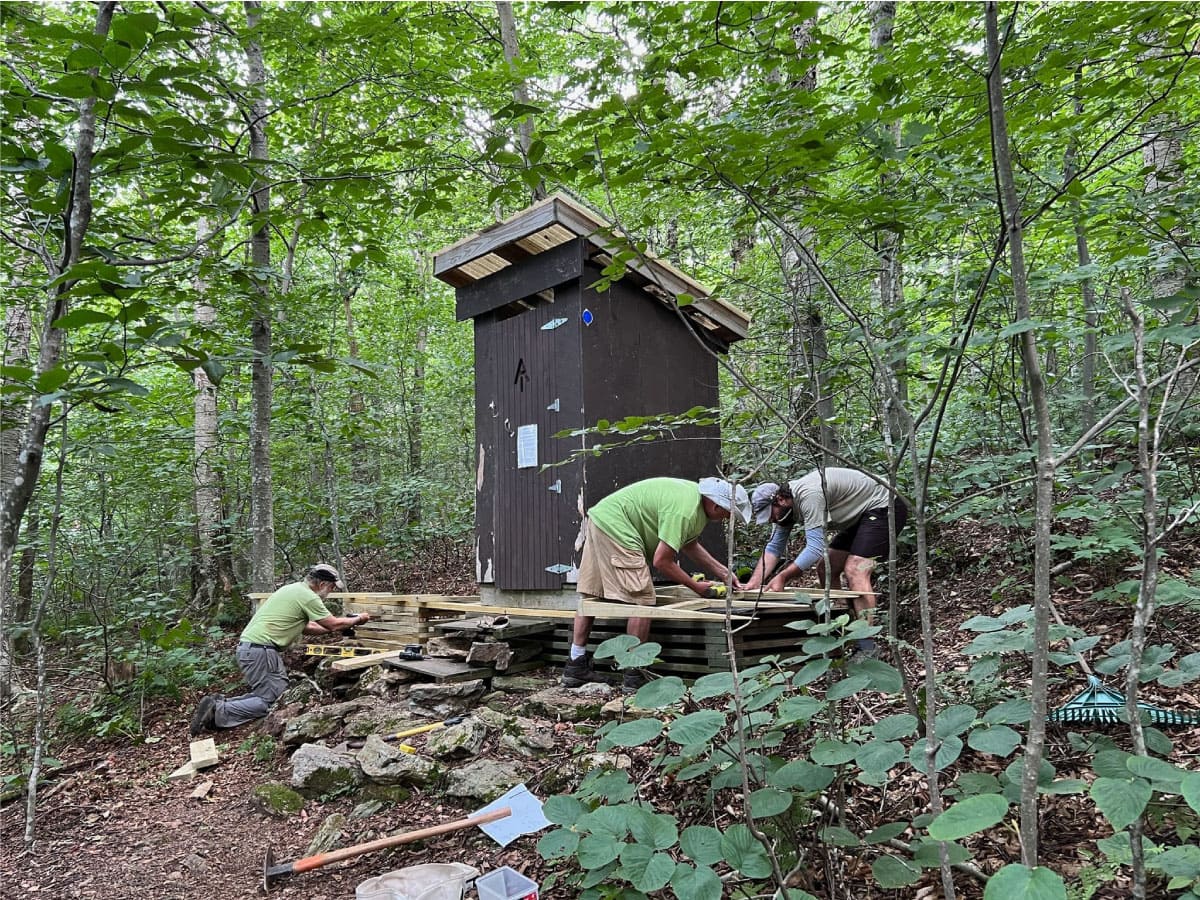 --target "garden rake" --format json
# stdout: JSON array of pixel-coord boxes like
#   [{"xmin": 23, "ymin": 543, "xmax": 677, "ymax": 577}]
[{"xmin": 1046, "ymin": 601, "xmax": 1198, "ymax": 727}]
